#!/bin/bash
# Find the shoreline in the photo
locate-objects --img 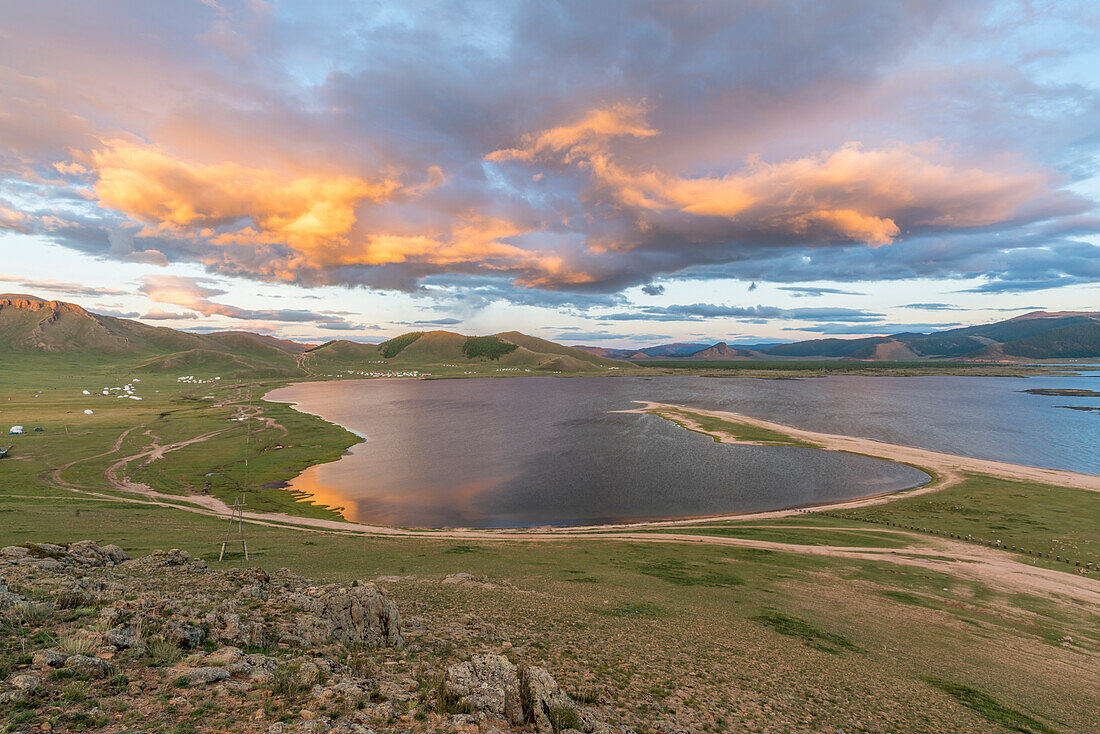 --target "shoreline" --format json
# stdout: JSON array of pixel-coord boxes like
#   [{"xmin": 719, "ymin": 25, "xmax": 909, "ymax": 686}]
[{"xmin": 254, "ymin": 382, "xmax": 1100, "ymax": 532}]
